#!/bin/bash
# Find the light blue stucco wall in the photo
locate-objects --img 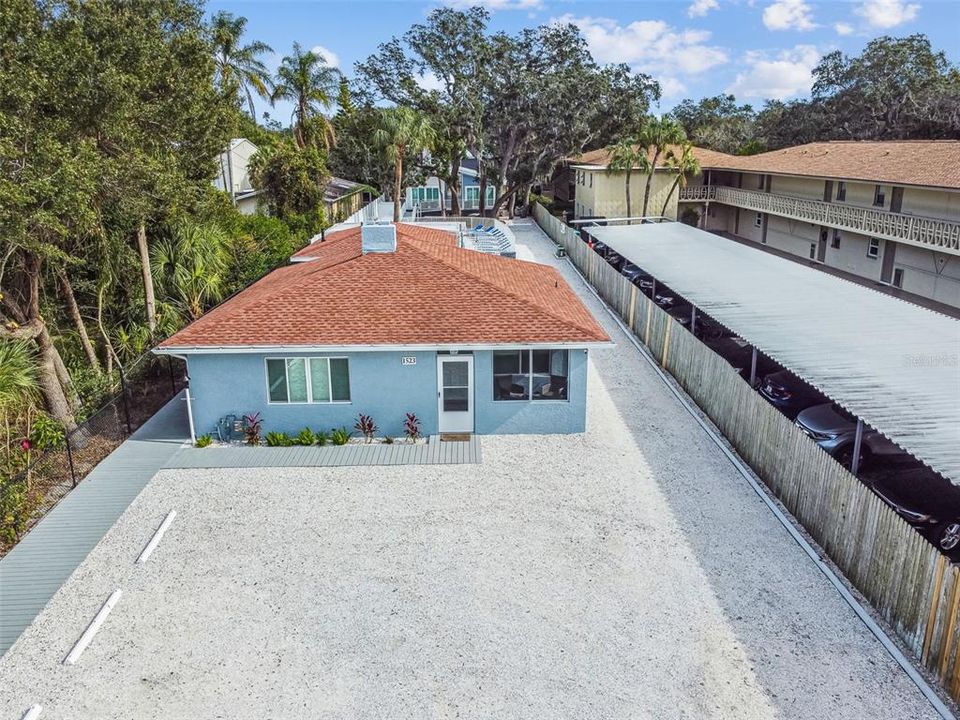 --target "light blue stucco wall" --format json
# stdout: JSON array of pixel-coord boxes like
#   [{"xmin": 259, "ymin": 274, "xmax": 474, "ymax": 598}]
[{"xmin": 184, "ymin": 349, "xmax": 589, "ymax": 438}]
